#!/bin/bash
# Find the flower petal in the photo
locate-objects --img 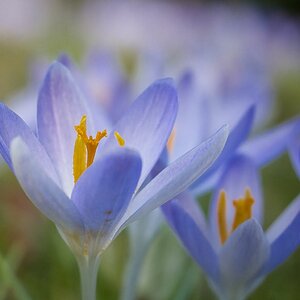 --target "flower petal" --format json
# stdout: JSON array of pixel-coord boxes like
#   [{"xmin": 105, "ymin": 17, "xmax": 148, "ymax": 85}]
[
  {"xmin": 162, "ymin": 199, "xmax": 219, "ymax": 282},
  {"xmin": 0, "ymin": 103, "xmax": 58, "ymax": 182},
  {"xmin": 209, "ymin": 155, "xmax": 263, "ymax": 248},
  {"xmin": 37, "ymin": 62, "xmax": 95, "ymax": 195},
  {"xmin": 100, "ymin": 78, "xmax": 178, "ymax": 189},
  {"xmin": 239, "ymin": 118, "xmax": 300, "ymax": 167},
  {"xmin": 289, "ymin": 135, "xmax": 300, "ymax": 179},
  {"xmin": 219, "ymin": 219, "xmax": 269, "ymax": 298},
  {"xmin": 71, "ymin": 148, "xmax": 142, "ymax": 233},
  {"xmin": 84, "ymin": 51, "xmax": 130, "ymax": 123},
  {"xmin": 10, "ymin": 137, "xmax": 84, "ymax": 234},
  {"xmin": 117, "ymin": 125, "xmax": 228, "ymax": 232},
  {"xmin": 191, "ymin": 105, "xmax": 255, "ymax": 192},
  {"xmin": 264, "ymin": 194, "xmax": 300, "ymax": 274},
  {"xmin": 174, "ymin": 191, "xmax": 208, "ymax": 236},
  {"xmin": 171, "ymin": 71, "xmax": 205, "ymax": 161}
]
